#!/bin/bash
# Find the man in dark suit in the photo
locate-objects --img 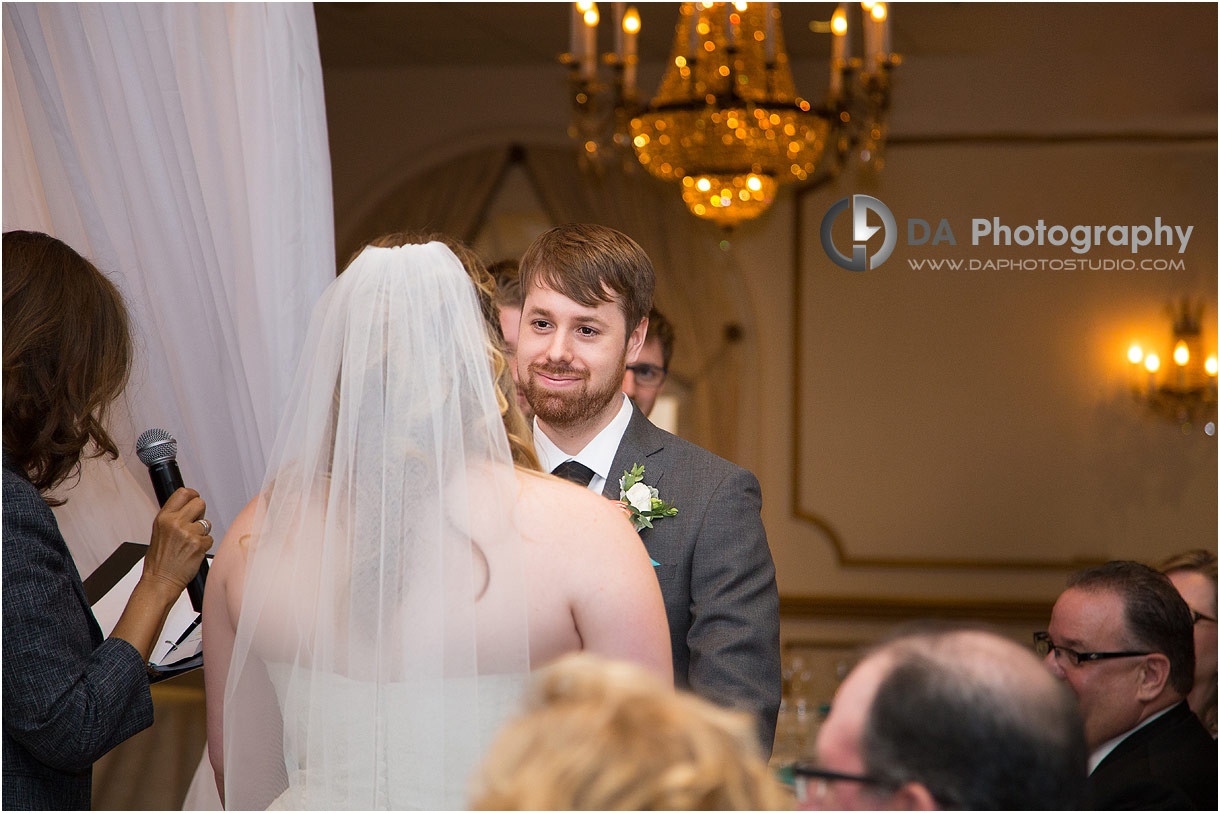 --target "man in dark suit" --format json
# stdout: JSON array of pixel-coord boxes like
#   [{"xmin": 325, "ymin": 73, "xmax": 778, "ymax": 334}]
[
  {"xmin": 516, "ymin": 224, "xmax": 780, "ymax": 753},
  {"xmin": 1042, "ymin": 561, "xmax": 1217, "ymax": 810}
]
